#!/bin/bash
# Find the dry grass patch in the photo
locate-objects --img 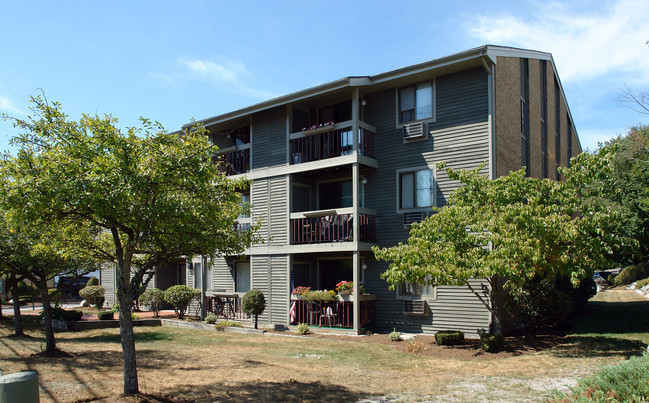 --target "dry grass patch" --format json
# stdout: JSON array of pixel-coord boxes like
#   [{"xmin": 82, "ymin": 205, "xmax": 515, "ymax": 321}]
[{"xmin": 0, "ymin": 288, "xmax": 646, "ymax": 402}]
